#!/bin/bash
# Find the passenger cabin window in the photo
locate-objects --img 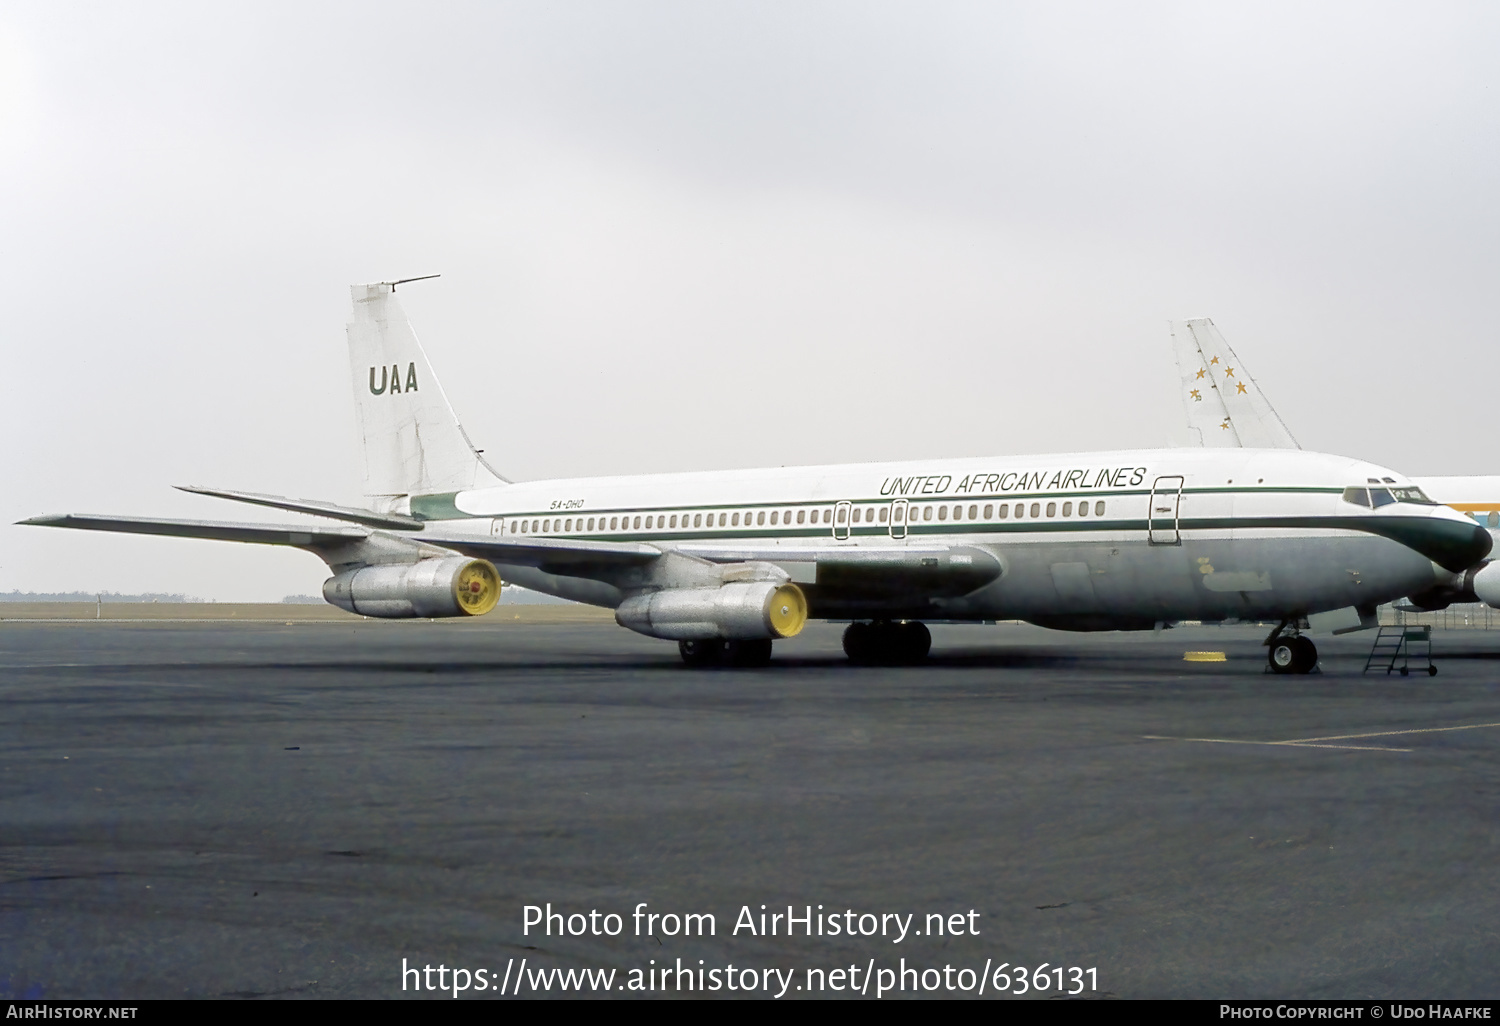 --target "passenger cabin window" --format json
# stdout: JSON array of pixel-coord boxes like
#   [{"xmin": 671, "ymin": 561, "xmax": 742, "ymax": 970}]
[
  {"xmin": 759, "ymin": 511, "xmax": 767, "ymax": 525},
  {"xmin": 1030, "ymin": 503, "xmax": 1041, "ymax": 518},
  {"xmin": 1045, "ymin": 502, "xmax": 1056, "ymax": 517},
  {"xmin": 969, "ymin": 505, "xmax": 978, "ymax": 520},
  {"xmin": 1077, "ymin": 502, "xmax": 1088, "ymax": 517},
  {"xmin": 1095, "ymin": 501, "xmax": 1105, "ymax": 516},
  {"xmin": 998, "ymin": 504, "xmax": 1008, "ymax": 519},
  {"xmin": 879, "ymin": 507, "xmax": 889, "ymax": 523},
  {"xmin": 938, "ymin": 505, "xmax": 947, "ymax": 521},
  {"xmin": 923, "ymin": 505, "xmax": 933, "ymax": 521},
  {"xmin": 798, "ymin": 510, "xmax": 806, "ymax": 524},
  {"xmin": 784, "ymin": 509, "xmax": 792, "ymax": 523},
  {"xmin": 983, "ymin": 504, "xmax": 992, "ymax": 519},
  {"xmin": 1062, "ymin": 502, "xmax": 1072, "ymax": 517}
]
